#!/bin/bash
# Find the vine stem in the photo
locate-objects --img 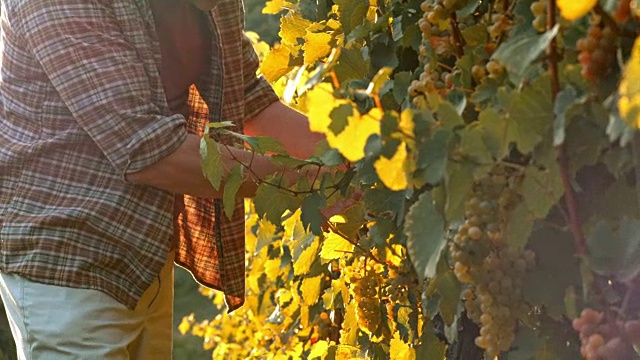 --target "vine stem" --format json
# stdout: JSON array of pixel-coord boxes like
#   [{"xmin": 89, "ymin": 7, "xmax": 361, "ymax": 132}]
[
  {"xmin": 547, "ymin": 0, "xmax": 587, "ymax": 257},
  {"xmin": 219, "ymin": 142, "xmax": 334, "ymax": 196}
]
